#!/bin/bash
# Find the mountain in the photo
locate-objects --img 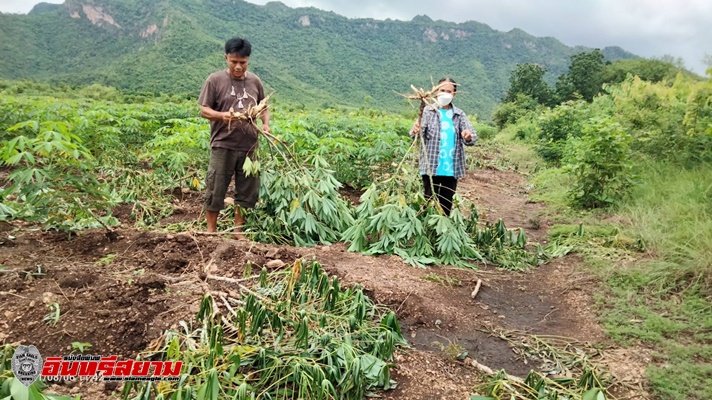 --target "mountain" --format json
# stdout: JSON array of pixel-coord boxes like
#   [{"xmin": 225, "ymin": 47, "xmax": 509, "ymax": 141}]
[{"xmin": 0, "ymin": 0, "xmax": 637, "ymax": 118}]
